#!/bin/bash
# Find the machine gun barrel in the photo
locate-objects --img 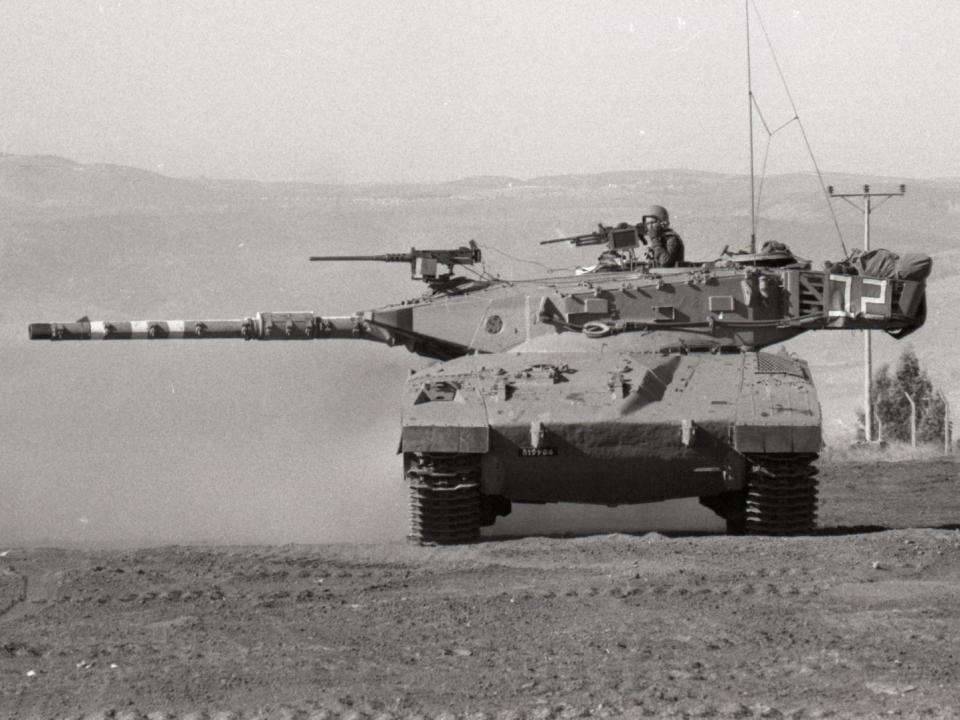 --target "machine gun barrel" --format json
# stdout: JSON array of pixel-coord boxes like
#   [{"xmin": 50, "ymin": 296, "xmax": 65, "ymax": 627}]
[
  {"xmin": 308, "ymin": 253, "xmax": 411, "ymax": 262},
  {"xmin": 540, "ymin": 232, "xmax": 607, "ymax": 246},
  {"xmin": 310, "ymin": 242, "xmax": 480, "ymax": 267}
]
